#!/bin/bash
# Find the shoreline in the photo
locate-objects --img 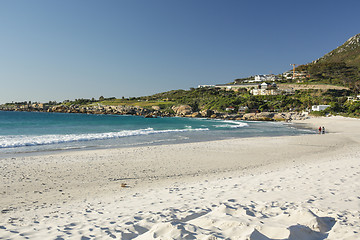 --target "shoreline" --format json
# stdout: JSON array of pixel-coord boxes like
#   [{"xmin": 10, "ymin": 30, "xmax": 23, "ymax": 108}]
[
  {"xmin": 0, "ymin": 106, "xmax": 309, "ymax": 122},
  {"xmin": 0, "ymin": 115, "xmax": 313, "ymax": 160},
  {"xmin": 1, "ymin": 116, "xmax": 359, "ymax": 239}
]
